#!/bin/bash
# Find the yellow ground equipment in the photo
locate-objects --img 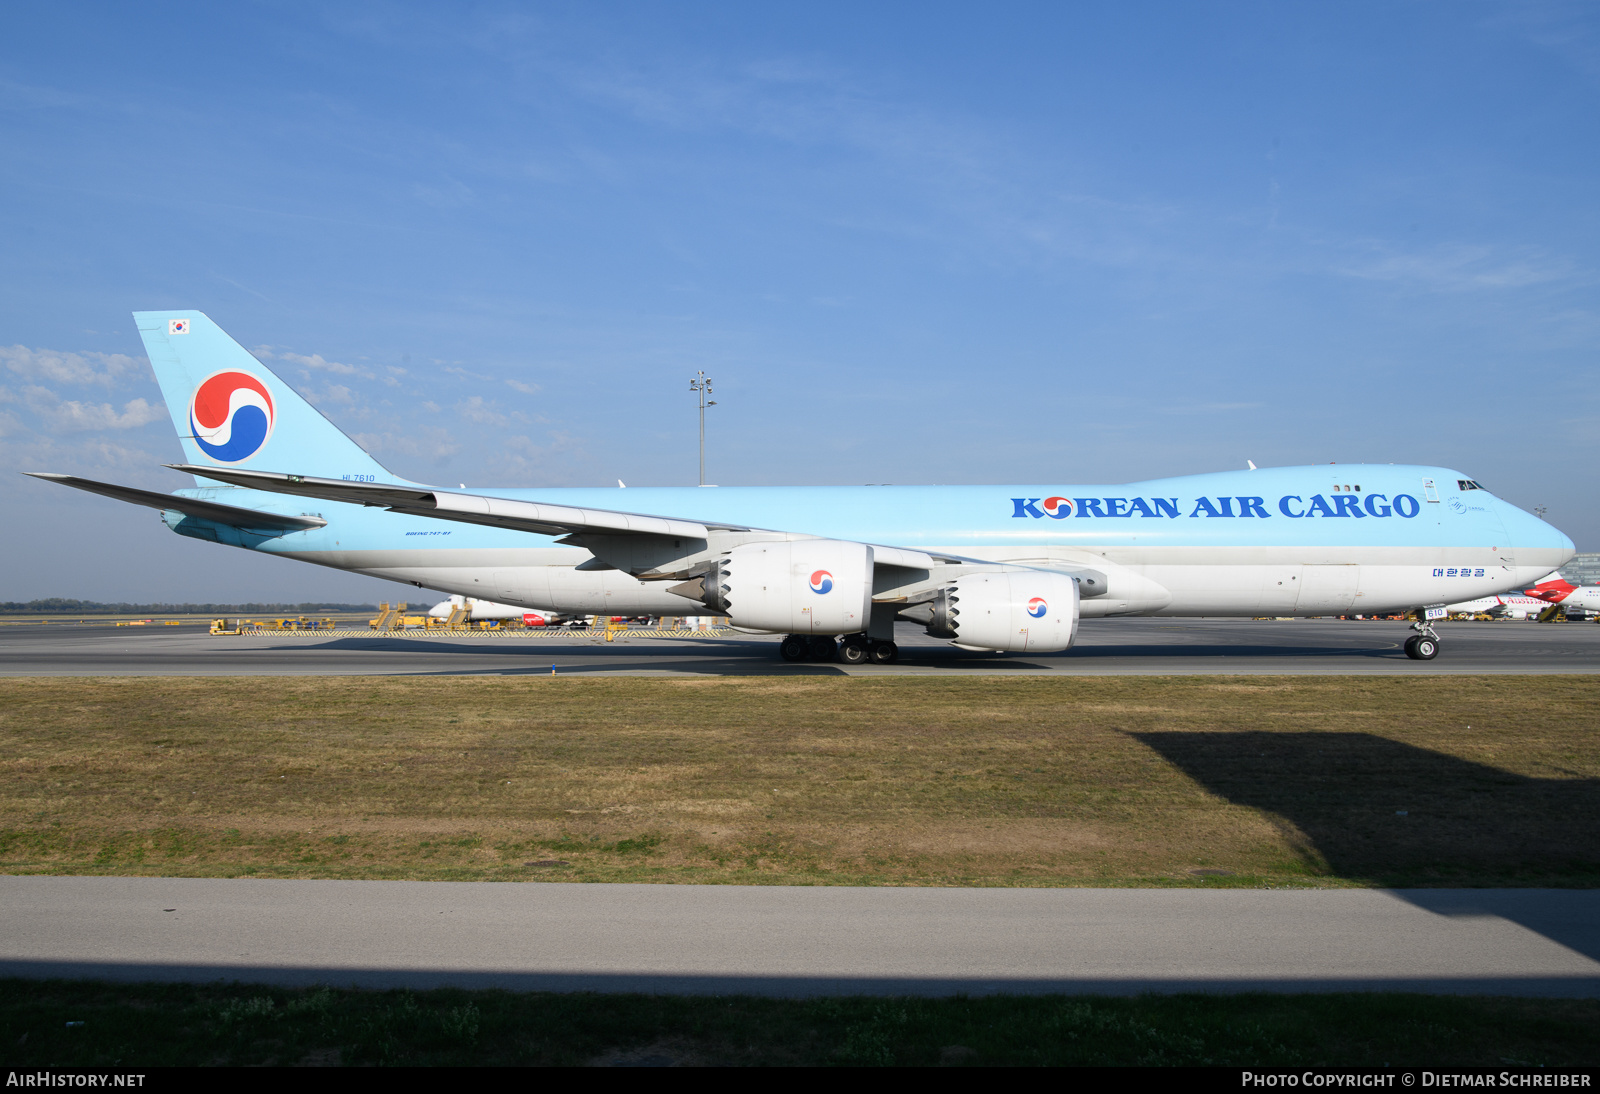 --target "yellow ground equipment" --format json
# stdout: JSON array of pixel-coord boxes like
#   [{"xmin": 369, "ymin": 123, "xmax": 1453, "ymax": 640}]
[
  {"xmin": 424, "ymin": 604, "xmax": 472, "ymax": 629},
  {"xmin": 368, "ymin": 603, "xmax": 407, "ymax": 629}
]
